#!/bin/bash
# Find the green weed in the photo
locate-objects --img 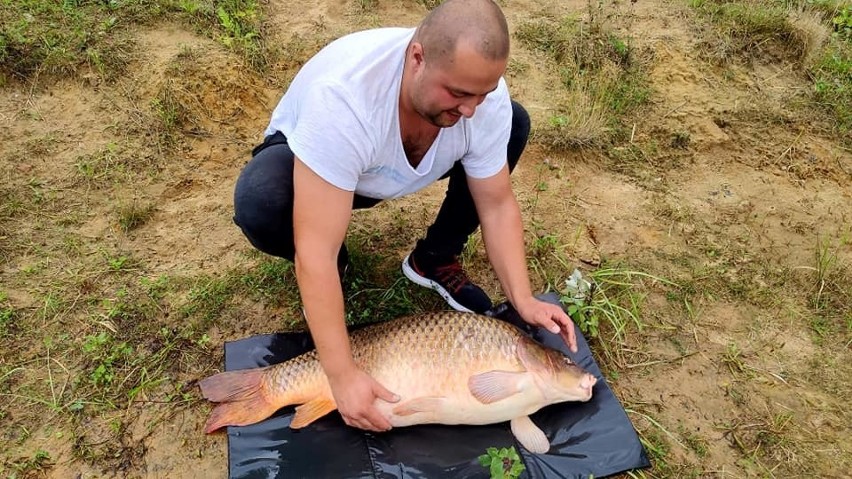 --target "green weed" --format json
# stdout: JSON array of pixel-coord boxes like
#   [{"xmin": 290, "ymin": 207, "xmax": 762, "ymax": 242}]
[
  {"xmin": 478, "ymin": 446, "xmax": 526, "ymax": 479},
  {"xmin": 181, "ymin": 276, "xmax": 236, "ymax": 326},
  {"xmin": 417, "ymin": 0, "xmax": 443, "ymax": 10},
  {"xmin": 679, "ymin": 426, "xmax": 709, "ymax": 457},
  {"xmin": 82, "ymin": 332, "xmax": 133, "ymax": 388},
  {"xmin": 214, "ymin": 0, "xmax": 268, "ymax": 70},
  {"xmin": 831, "ymin": 4, "xmax": 852, "ymax": 39}
]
